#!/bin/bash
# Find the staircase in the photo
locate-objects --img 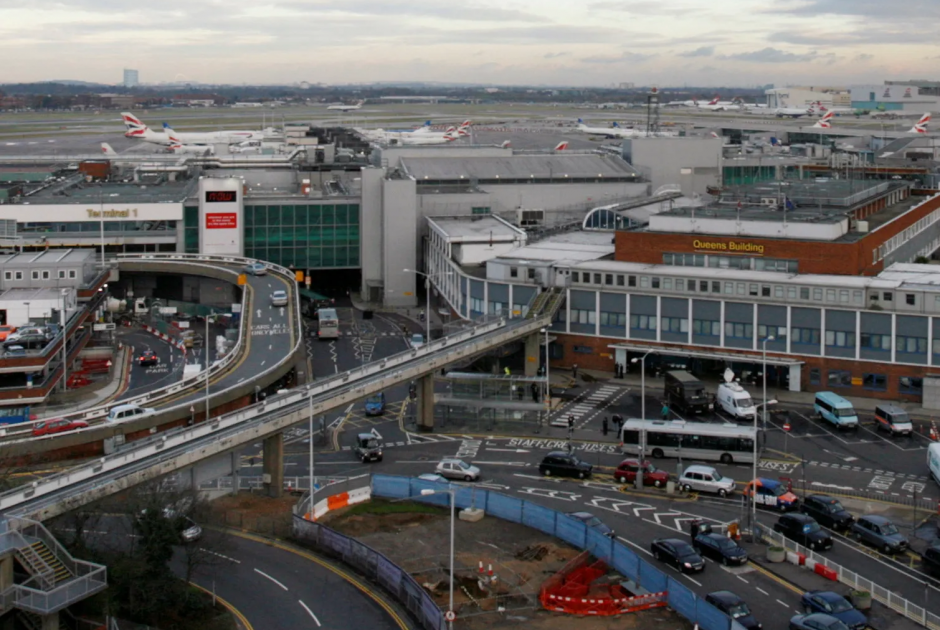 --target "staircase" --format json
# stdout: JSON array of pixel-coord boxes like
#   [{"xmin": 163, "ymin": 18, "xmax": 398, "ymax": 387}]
[
  {"xmin": 526, "ymin": 288, "xmax": 565, "ymax": 320},
  {"xmin": 17, "ymin": 610, "xmax": 71, "ymax": 630},
  {"xmin": 26, "ymin": 540, "xmax": 72, "ymax": 585}
]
